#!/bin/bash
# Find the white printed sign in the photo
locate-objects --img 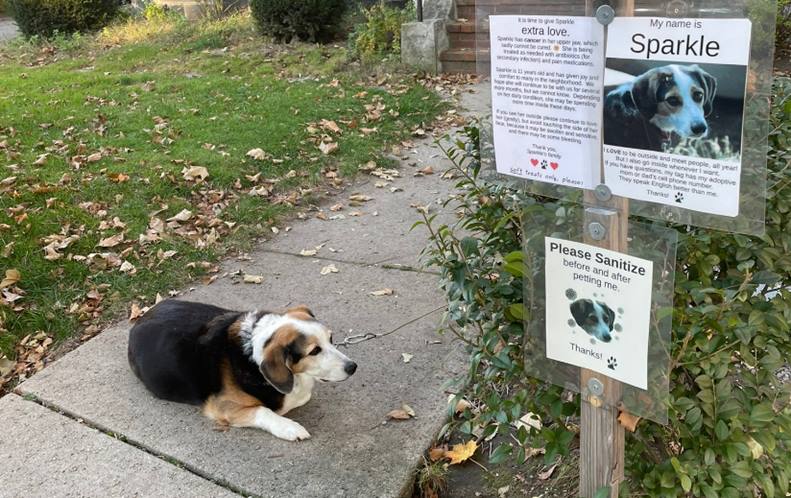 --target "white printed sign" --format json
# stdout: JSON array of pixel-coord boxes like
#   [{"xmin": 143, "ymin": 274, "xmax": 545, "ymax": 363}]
[
  {"xmin": 490, "ymin": 16, "xmax": 604, "ymax": 189},
  {"xmin": 544, "ymin": 237, "xmax": 653, "ymax": 389},
  {"xmin": 603, "ymin": 18, "xmax": 752, "ymax": 217},
  {"xmin": 489, "ymin": 15, "xmax": 752, "ymax": 217}
]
